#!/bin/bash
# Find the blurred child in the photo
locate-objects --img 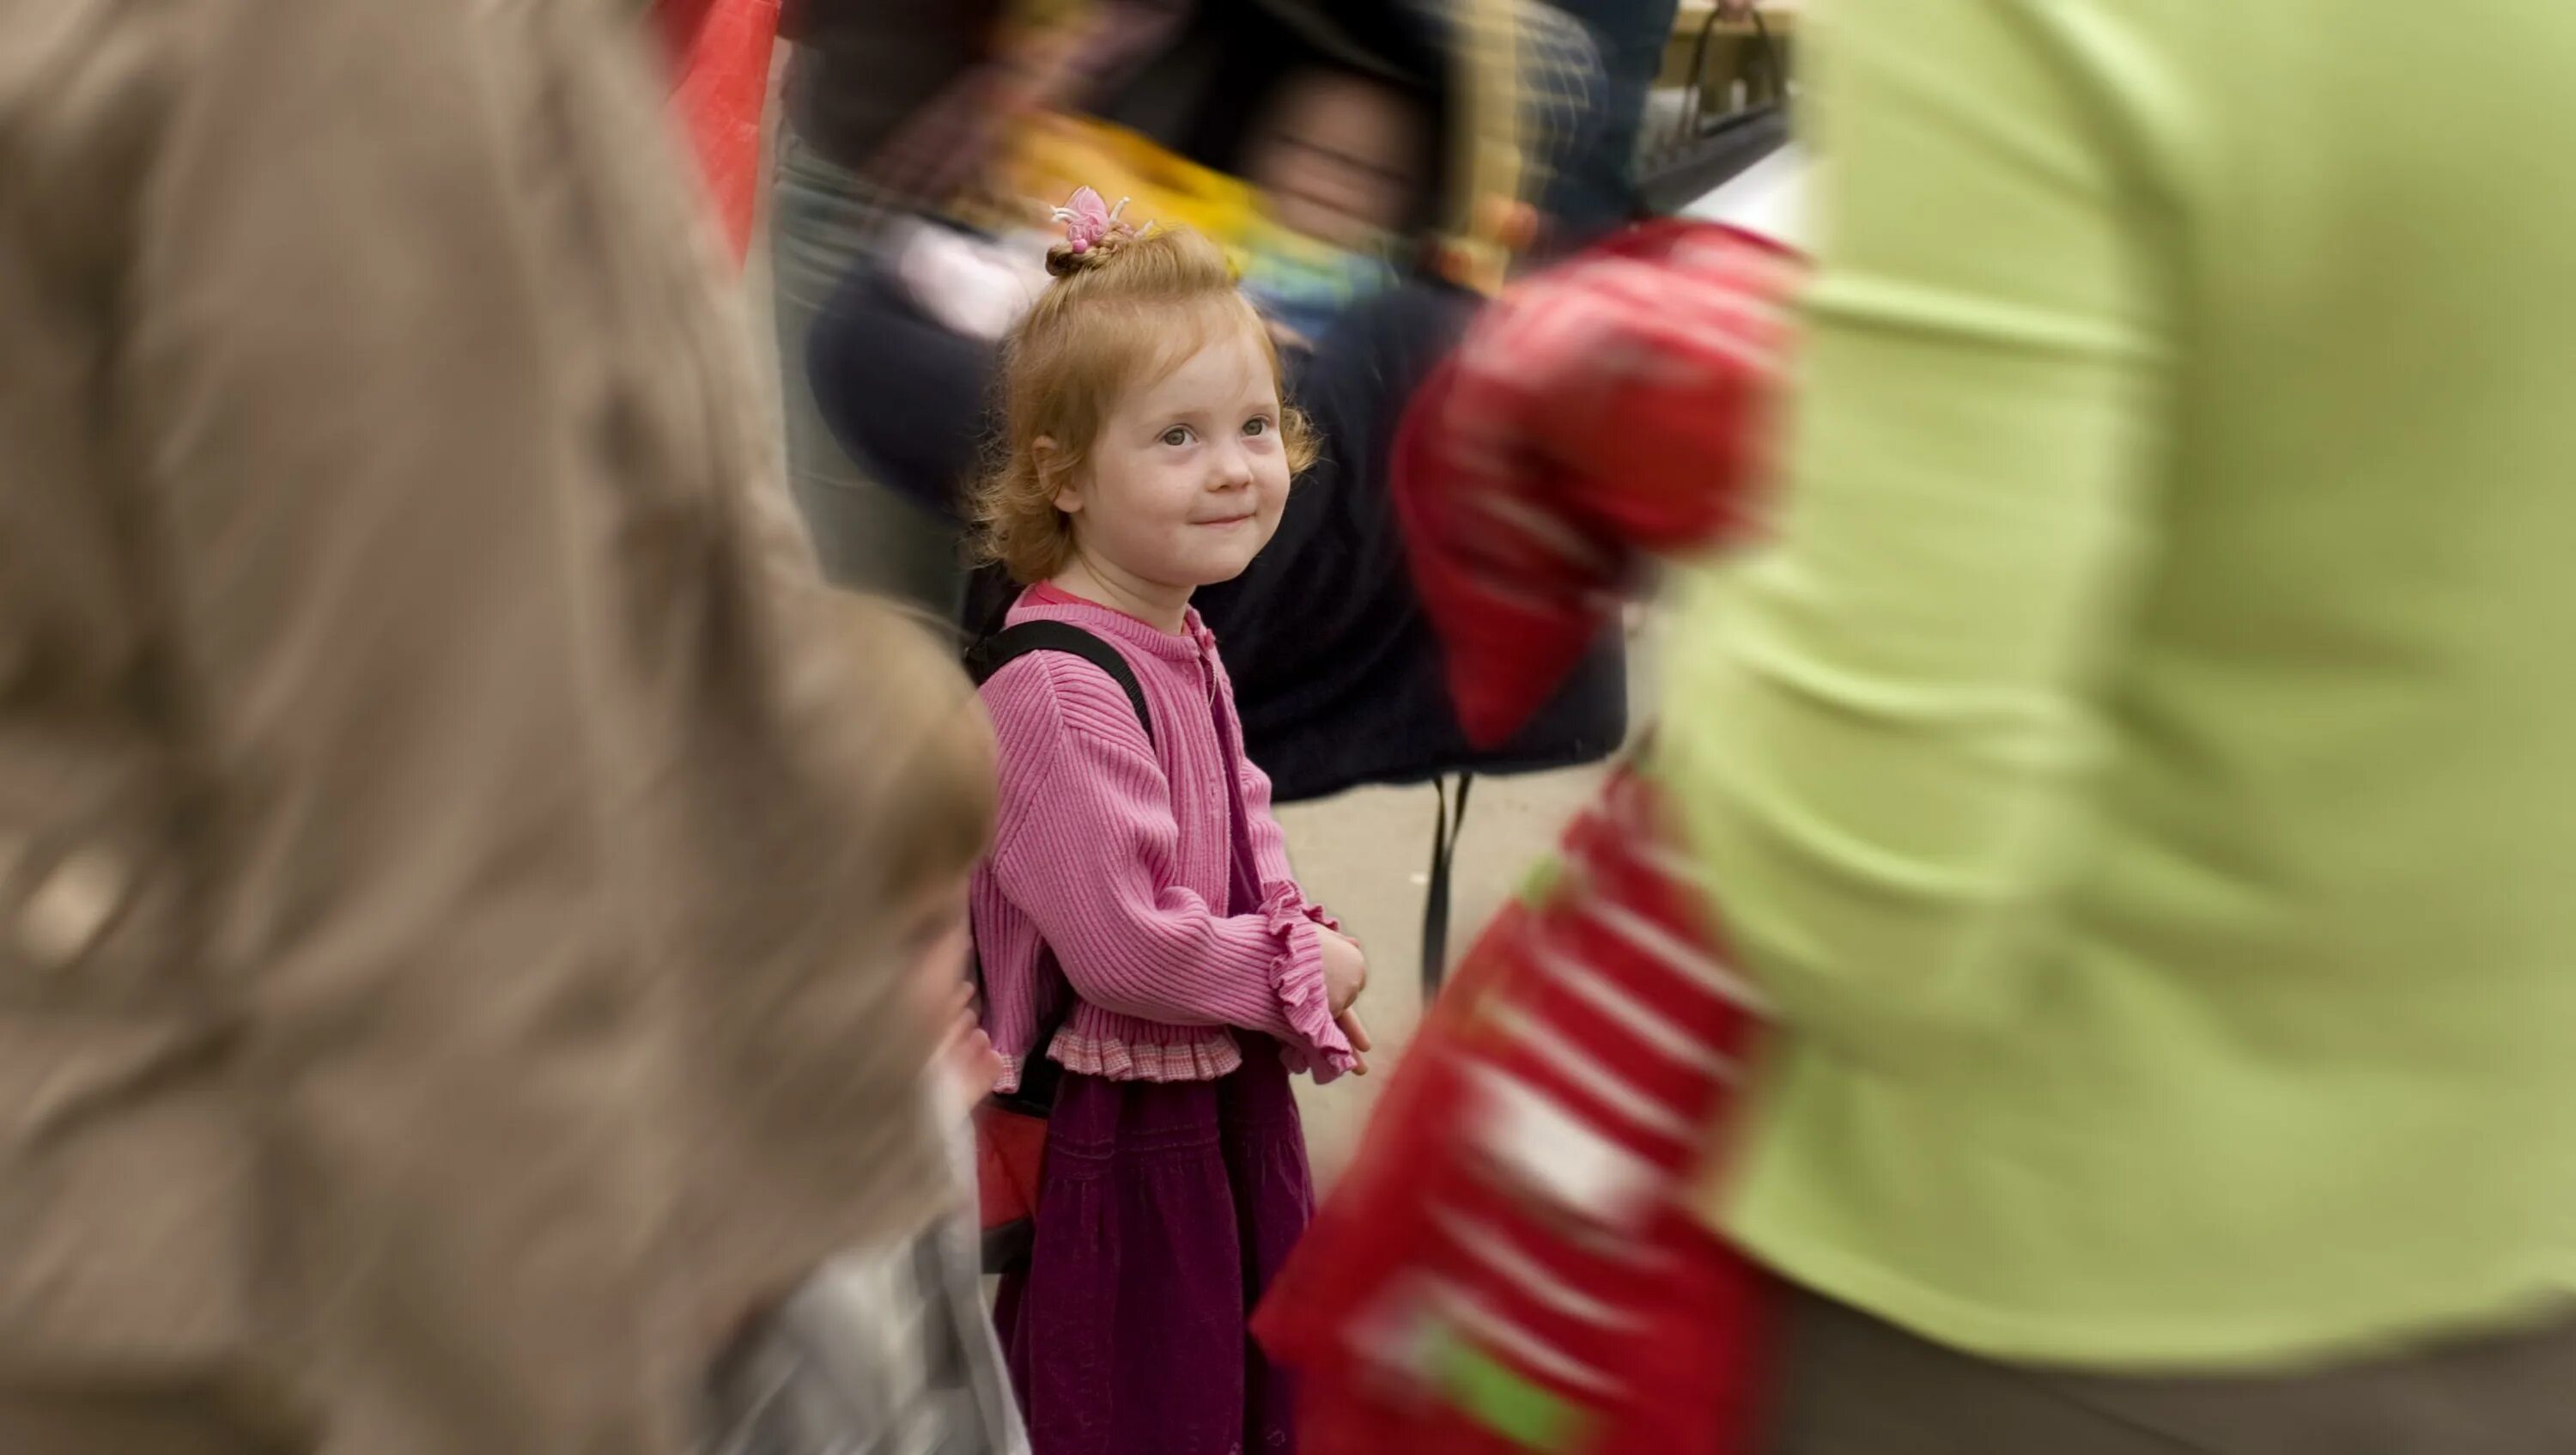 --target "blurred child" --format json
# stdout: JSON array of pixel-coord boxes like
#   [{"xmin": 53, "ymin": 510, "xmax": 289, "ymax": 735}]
[
  {"xmin": 968, "ymin": 200, "xmax": 1371, "ymax": 1455},
  {"xmin": 703, "ymin": 595, "xmax": 1030, "ymax": 1455}
]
